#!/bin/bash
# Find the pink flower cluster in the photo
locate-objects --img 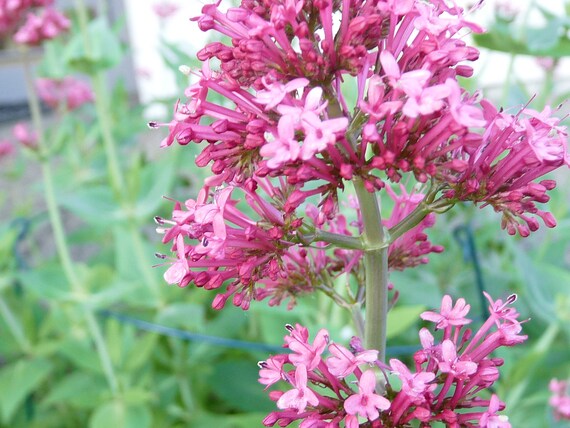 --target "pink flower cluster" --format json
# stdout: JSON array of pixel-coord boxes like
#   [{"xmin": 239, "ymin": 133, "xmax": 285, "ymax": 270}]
[
  {"xmin": 154, "ymin": 0, "xmax": 568, "ymax": 254},
  {"xmin": 13, "ymin": 7, "xmax": 70, "ymax": 45},
  {"xmin": 259, "ymin": 293, "xmax": 524, "ymax": 427},
  {"xmin": 549, "ymin": 378, "xmax": 570, "ymax": 421},
  {"xmin": 157, "ymin": 180, "xmax": 441, "ymax": 309},
  {"xmin": 36, "ymin": 77, "xmax": 94, "ymax": 111},
  {"xmin": 0, "ymin": 0, "xmax": 52, "ymax": 35},
  {"xmin": 1, "ymin": 0, "xmax": 70, "ymax": 45}
]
